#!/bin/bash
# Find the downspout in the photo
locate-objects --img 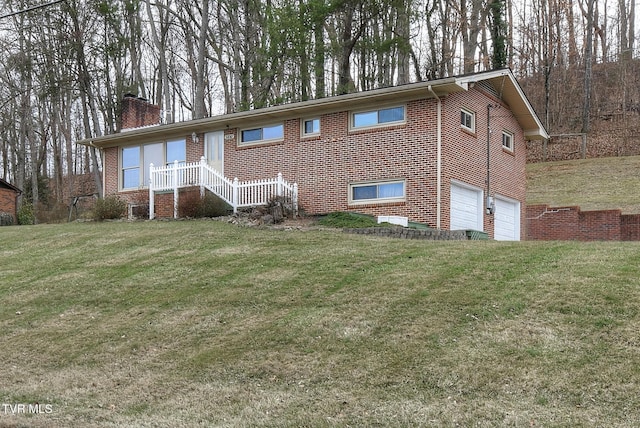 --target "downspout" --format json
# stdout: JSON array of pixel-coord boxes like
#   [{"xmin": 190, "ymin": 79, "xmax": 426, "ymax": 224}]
[
  {"xmin": 486, "ymin": 105, "xmax": 495, "ymax": 215},
  {"xmin": 428, "ymin": 85, "xmax": 442, "ymax": 229},
  {"xmin": 100, "ymin": 147, "xmax": 106, "ymax": 200}
]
